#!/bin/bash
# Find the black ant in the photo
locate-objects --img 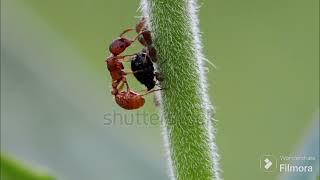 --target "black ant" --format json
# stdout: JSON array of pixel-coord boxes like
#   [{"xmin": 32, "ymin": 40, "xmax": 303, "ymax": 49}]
[{"xmin": 106, "ymin": 28, "xmax": 146, "ymax": 95}]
